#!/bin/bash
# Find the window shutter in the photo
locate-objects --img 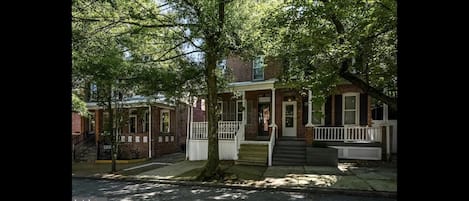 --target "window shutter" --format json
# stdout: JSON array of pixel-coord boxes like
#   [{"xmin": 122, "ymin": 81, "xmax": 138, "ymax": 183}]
[
  {"xmin": 334, "ymin": 95, "xmax": 342, "ymax": 126},
  {"xmin": 324, "ymin": 96, "xmax": 332, "ymax": 125},
  {"xmin": 360, "ymin": 94, "xmax": 368, "ymax": 125}
]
